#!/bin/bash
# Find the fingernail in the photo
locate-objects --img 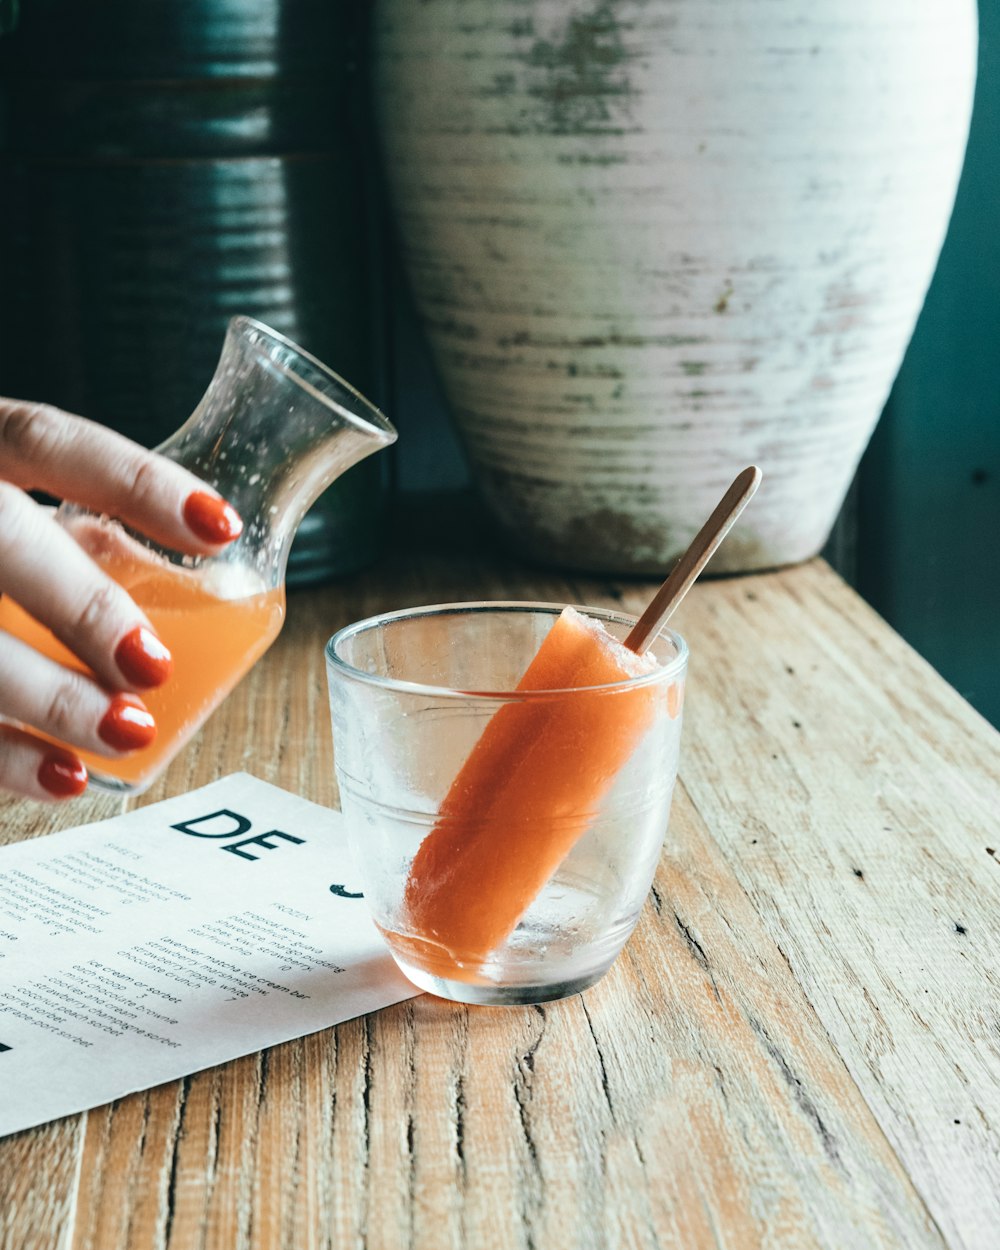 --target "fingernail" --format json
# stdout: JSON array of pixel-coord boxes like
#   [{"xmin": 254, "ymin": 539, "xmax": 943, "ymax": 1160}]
[
  {"xmin": 99, "ymin": 694, "xmax": 157, "ymax": 752},
  {"xmin": 114, "ymin": 626, "xmax": 173, "ymax": 688},
  {"xmin": 38, "ymin": 752, "xmax": 88, "ymax": 798},
  {"xmin": 183, "ymin": 490, "xmax": 243, "ymax": 544}
]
